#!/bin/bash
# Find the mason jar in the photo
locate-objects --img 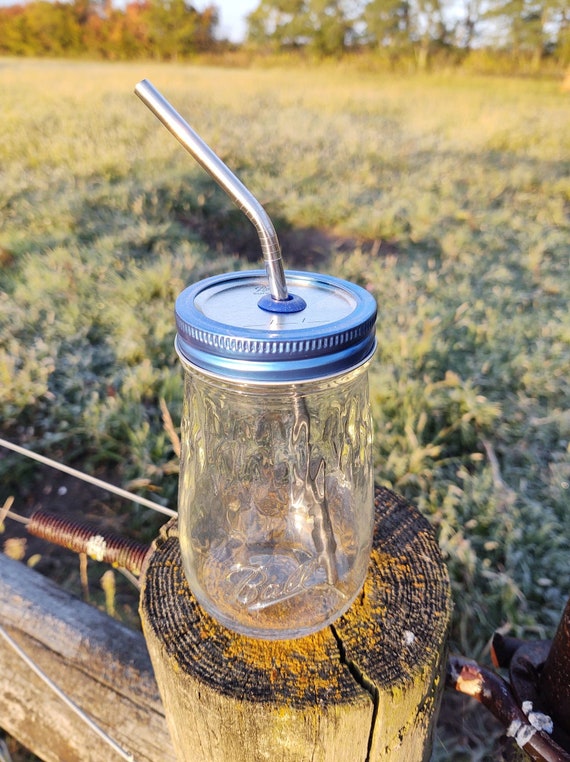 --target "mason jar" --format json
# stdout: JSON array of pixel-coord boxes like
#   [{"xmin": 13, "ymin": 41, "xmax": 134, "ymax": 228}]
[{"xmin": 175, "ymin": 269, "xmax": 377, "ymax": 640}]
